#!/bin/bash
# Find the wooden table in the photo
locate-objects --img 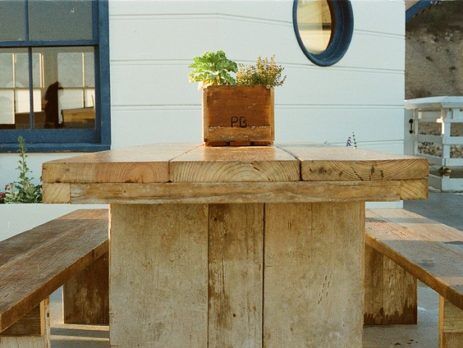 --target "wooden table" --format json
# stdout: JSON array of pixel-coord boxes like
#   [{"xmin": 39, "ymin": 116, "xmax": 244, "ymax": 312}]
[{"xmin": 42, "ymin": 144, "xmax": 428, "ymax": 347}]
